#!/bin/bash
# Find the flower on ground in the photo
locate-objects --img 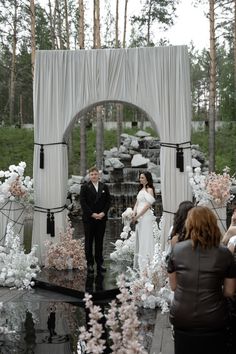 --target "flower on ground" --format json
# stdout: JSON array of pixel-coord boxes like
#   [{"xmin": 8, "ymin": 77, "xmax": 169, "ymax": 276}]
[
  {"xmin": 0, "ymin": 223, "xmax": 40, "ymax": 289},
  {"xmin": 44, "ymin": 216, "xmax": 86, "ymax": 270}
]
